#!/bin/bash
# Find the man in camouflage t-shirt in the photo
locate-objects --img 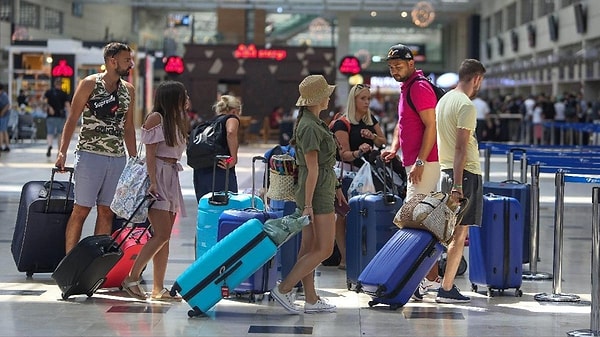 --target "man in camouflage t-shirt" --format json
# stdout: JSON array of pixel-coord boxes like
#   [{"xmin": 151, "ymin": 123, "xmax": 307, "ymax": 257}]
[{"xmin": 55, "ymin": 42, "xmax": 137, "ymax": 253}]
